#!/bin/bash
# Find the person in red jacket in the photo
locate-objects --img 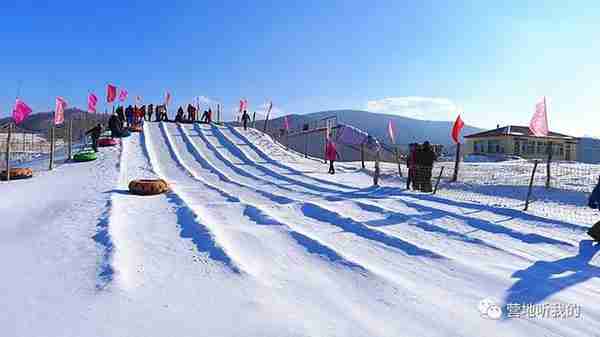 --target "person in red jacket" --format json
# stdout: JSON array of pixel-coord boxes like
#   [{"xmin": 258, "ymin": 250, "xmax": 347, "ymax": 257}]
[{"xmin": 325, "ymin": 138, "xmax": 338, "ymax": 174}]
